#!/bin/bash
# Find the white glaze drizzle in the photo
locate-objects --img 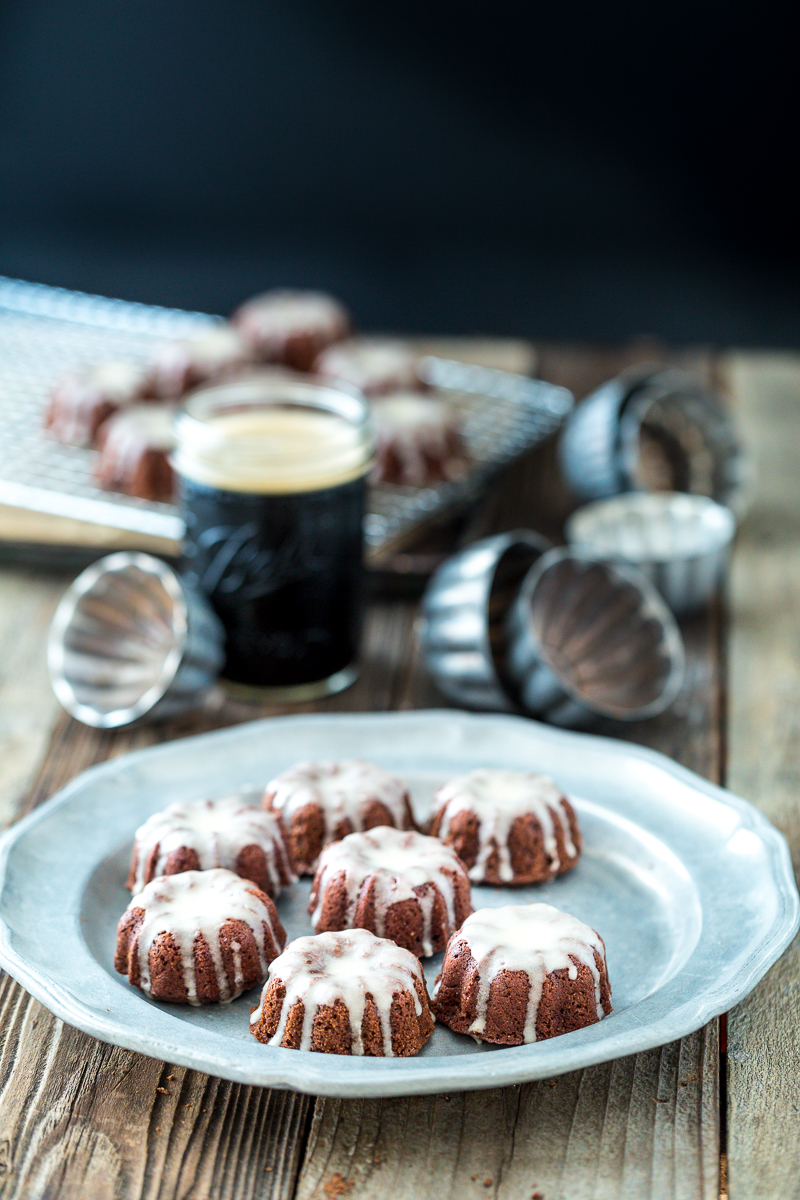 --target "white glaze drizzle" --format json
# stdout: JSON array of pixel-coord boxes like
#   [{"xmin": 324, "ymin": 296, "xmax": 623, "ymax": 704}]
[
  {"xmin": 433, "ymin": 769, "xmax": 577, "ymax": 883},
  {"xmin": 48, "ymin": 360, "xmax": 150, "ymax": 444},
  {"xmin": 265, "ymin": 759, "xmax": 411, "ymax": 862},
  {"xmin": 370, "ymin": 391, "xmax": 466, "ymax": 486},
  {"xmin": 99, "ymin": 404, "xmax": 177, "ymax": 489},
  {"xmin": 130, "ymin": 795, "xmax": 296, "ymax": 895},
  {"xmin": 236, "ymin": 290, "xmax": 347, "ymax": 339},
  {"xmin": 127, "ymin": 867, "xmax": 281, "ymax": 1005},
  {"xmin": 314, "ymin": 338, "xmax": 421, "ymax": 394},
  {"xmin": 310, "ymin": 826, "xmax": 468, "ymax": 955},
  {"xmin": 250, "ymin": 928, "xmax": 426, "ymax": 1055},
  {"xmin": 436, "ymin": 903, "xmax": 608, "ymax": 1043},
  {"xmin": 152, "ymin": 324, "xmax": 252, "ymax": 395}
]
